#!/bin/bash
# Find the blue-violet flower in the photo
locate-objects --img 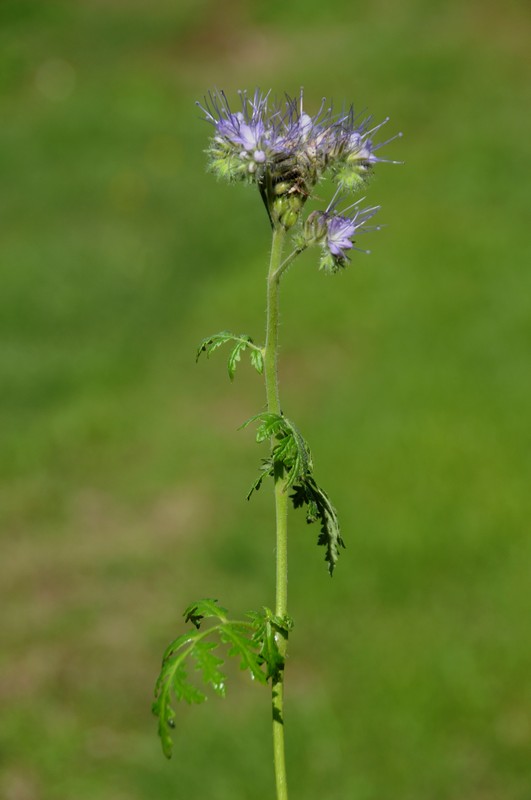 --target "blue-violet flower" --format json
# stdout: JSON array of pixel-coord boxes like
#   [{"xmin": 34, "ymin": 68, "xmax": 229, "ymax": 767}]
[
  {"xmin": 197, "ymin": 89, "xmax": 400, "ymax": 230},
  {"xmin": 304, "ymin": 199, "xmax": 381, "ymax": 273}
]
